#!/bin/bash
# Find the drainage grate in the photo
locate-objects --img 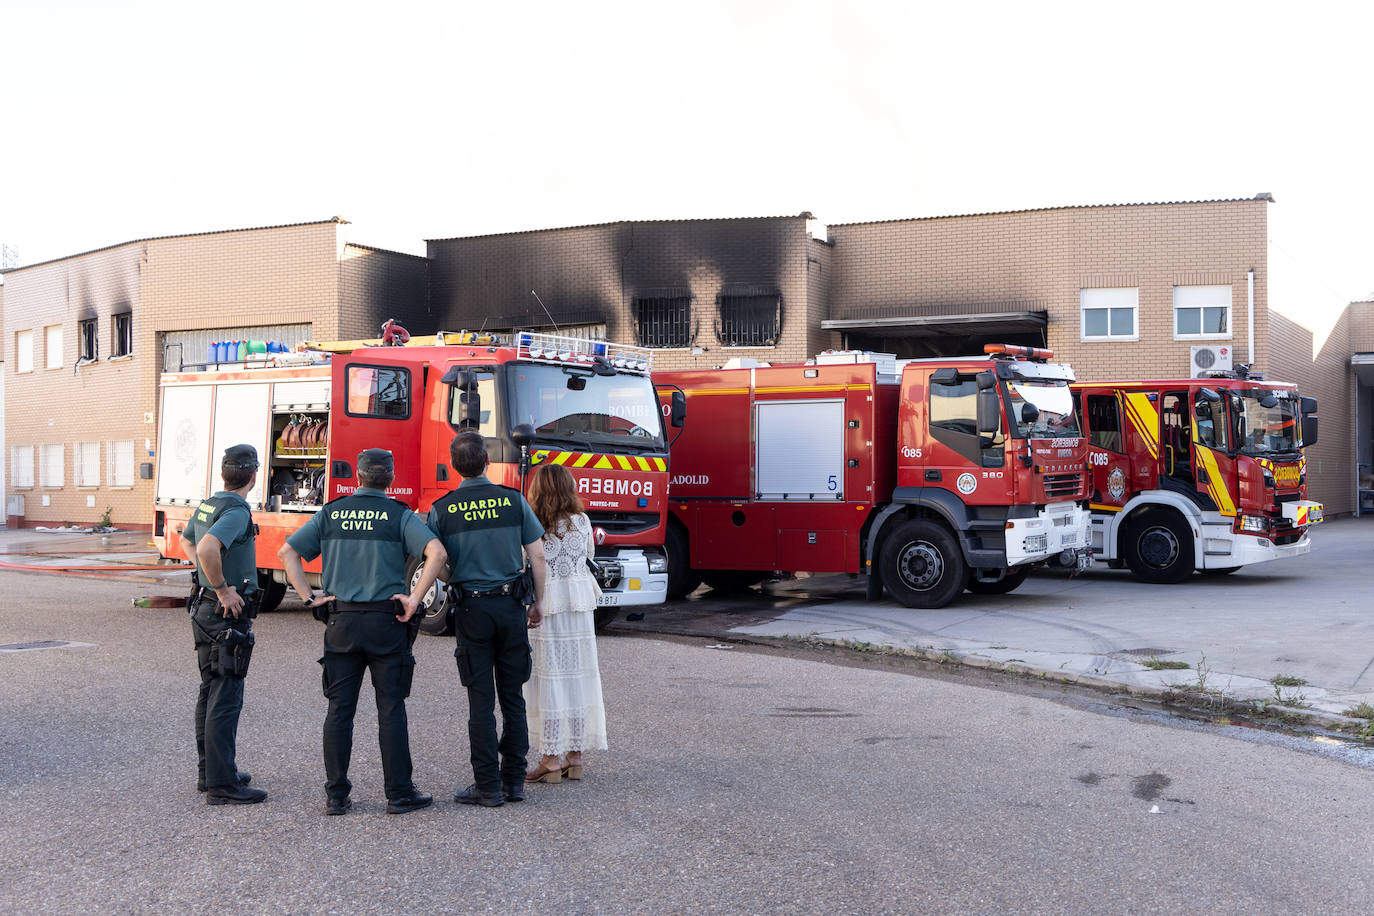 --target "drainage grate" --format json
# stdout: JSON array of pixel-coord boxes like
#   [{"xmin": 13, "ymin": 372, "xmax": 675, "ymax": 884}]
[{"xmin": 0, "ymin": 640, "xmax": 85, "ymax": 652}]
